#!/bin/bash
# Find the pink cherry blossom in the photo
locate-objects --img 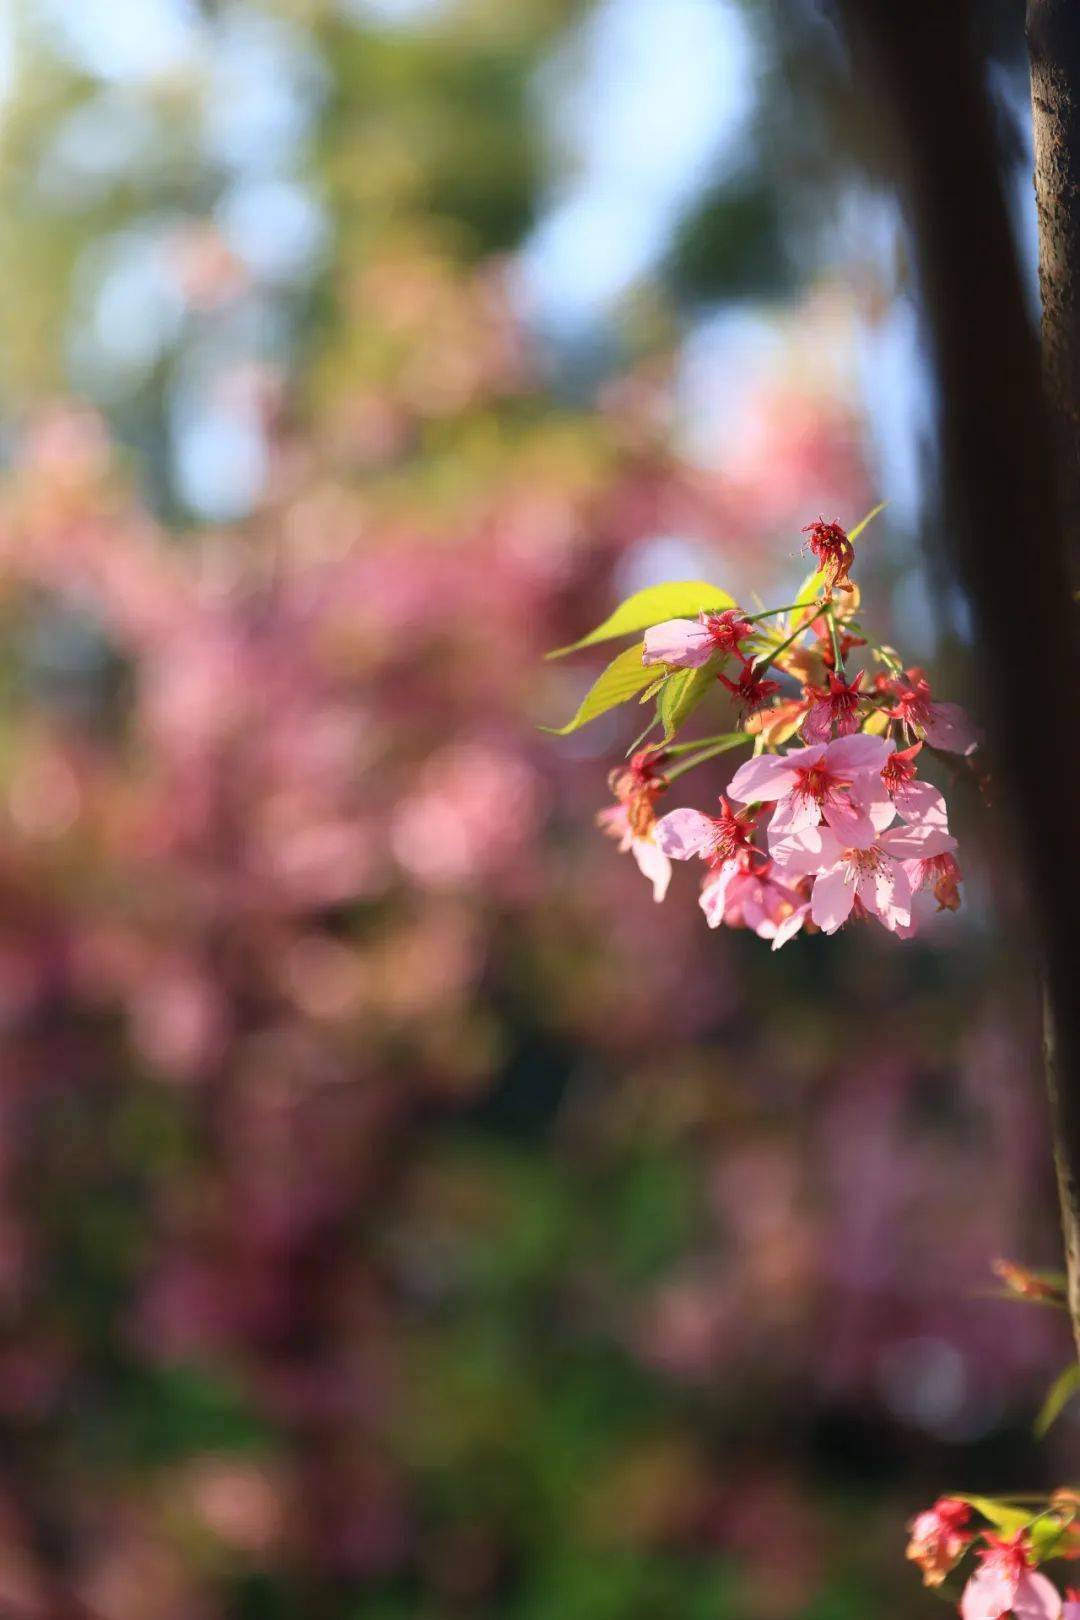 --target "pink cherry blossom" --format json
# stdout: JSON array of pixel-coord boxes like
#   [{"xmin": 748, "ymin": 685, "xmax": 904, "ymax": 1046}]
[
  {"xmin": 699, "ymin": 855, "xmax": 809, "ymax": 949},
  {"xmin": 959, "ymin": 1534, "xmax": 1062, "ymax": 1620},
  {"xmin": 905, "ymin": 1497, "xmax": 973, "ymax": 1587},
  {"xmin": 717, "ymin": 659, "xmax": 781, "ymax": 719},
  {"xmin": 1062, "ymin": 1589, "xmax": 1080, "ymax": 1620},
  {"xmin": 887, "ymin": 667, "xmax": 979, "ymax": 755},
  {"xmin": 800, "ymin": 670, "xmax": 866, "ymax": 743},
  {"xmin": 642, "ymin": 608, "xmax": 754, "ymax": 668},
  {"xmin": 904, "ymin": 849, "xmax": 962, "ymax": 912},
  {"xmin": 596, "ymin": 802, "xmax": 671, "ymax": 902},
  {"xmin": 654, "ymin": 796, "xmax": 758, "ymax": 866},
  {"xmin": 770, "ymin": 820, "xmax": 957, "ymax": 935},
  {"xmin": 727, "ymin": 733, "xmax": 892, "ymax": 851},
  {"xmin": 880, "ymin": 741, "xmax": 951, "ymax": 830}
]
